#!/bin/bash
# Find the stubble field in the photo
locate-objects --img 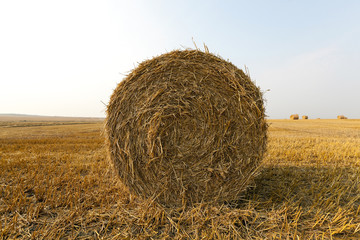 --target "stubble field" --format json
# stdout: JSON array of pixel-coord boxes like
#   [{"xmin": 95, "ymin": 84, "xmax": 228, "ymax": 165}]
[{"xmin": 1, "ymin": 118, "xmax": 360, "ymax": 239}]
